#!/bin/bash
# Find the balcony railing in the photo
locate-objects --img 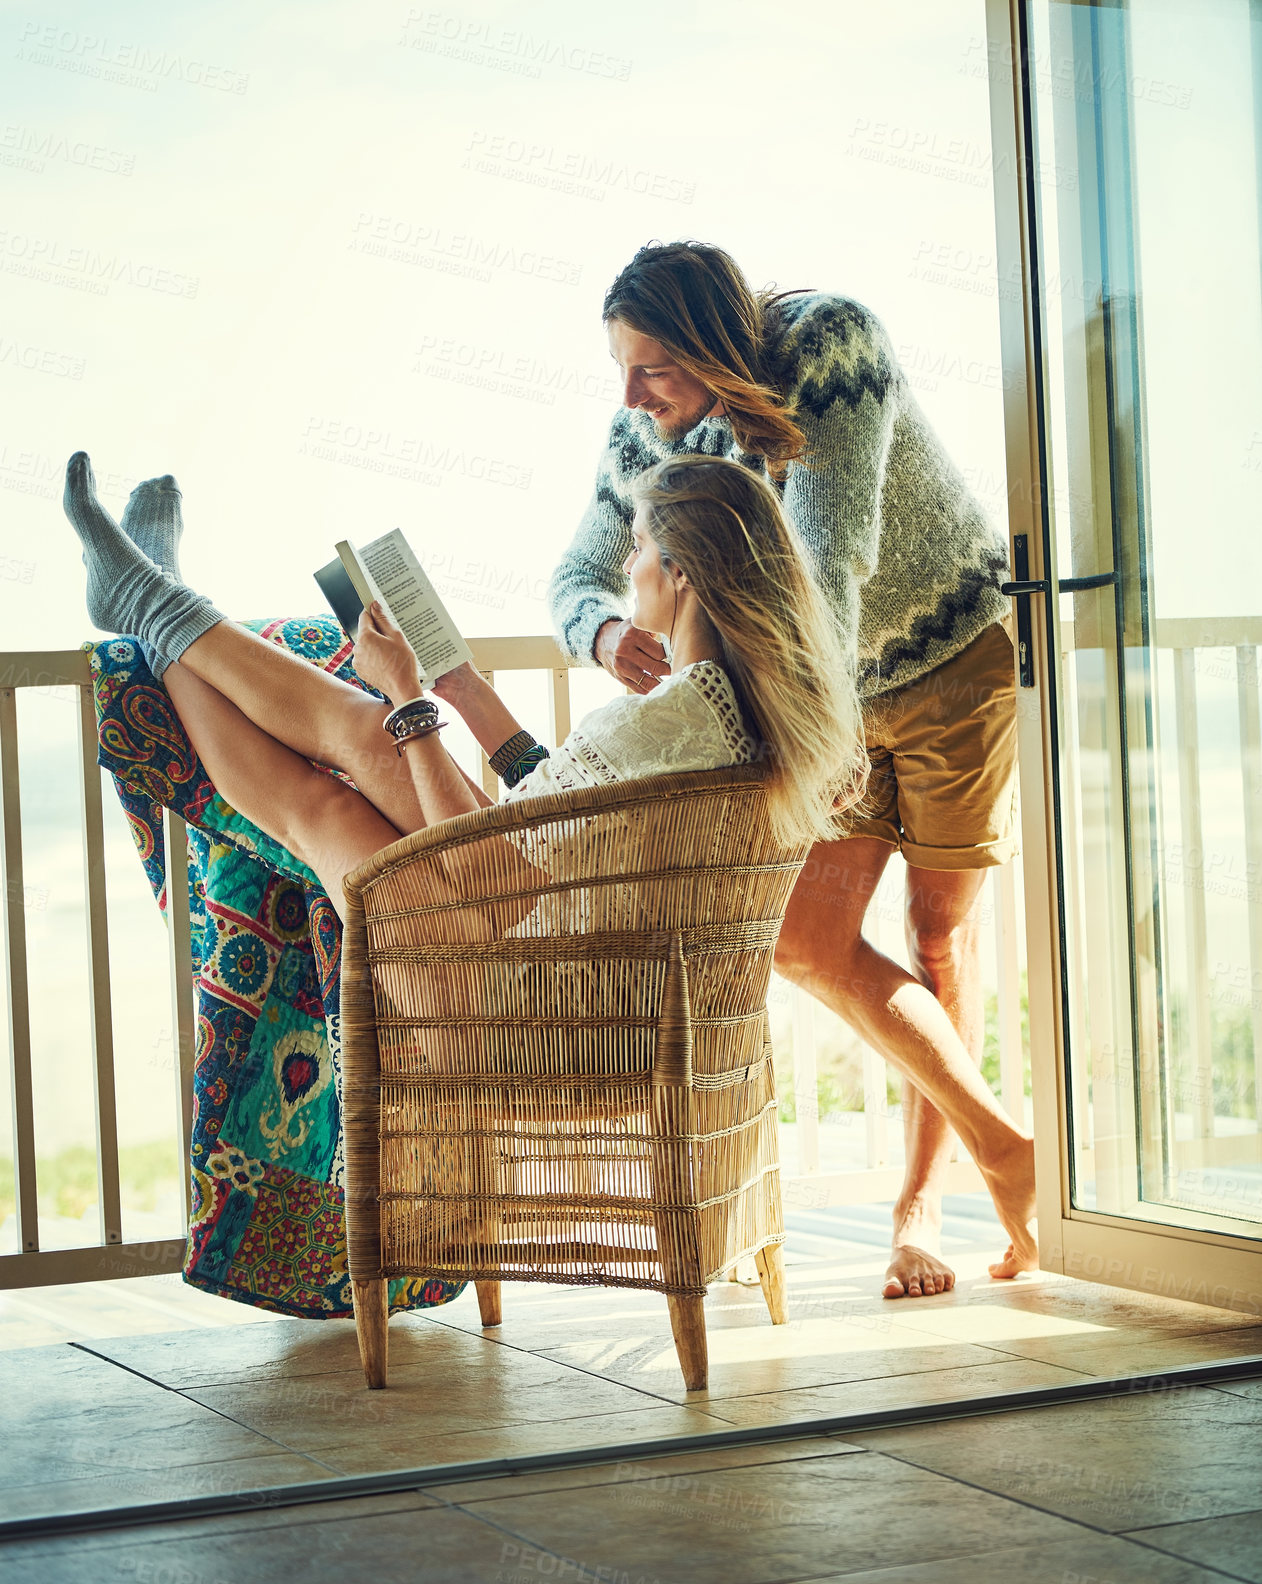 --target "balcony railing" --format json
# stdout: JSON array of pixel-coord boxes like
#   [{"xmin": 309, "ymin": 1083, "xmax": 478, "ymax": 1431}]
[{"xmin": 1, "ymin": 636, "xmax": 1027, "ymax": 1288}]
